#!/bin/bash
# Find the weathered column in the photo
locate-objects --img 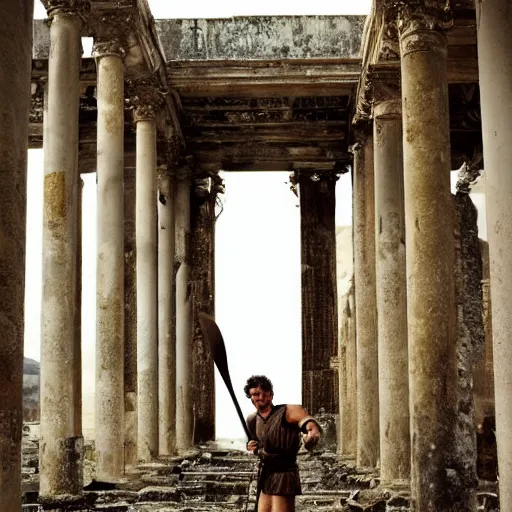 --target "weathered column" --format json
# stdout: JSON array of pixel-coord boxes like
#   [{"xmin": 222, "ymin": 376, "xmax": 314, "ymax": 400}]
[
  {"xmin": 134, "ymin": 96, "xmax": 159, "ymax": 462},
  {"xmin": 477, "ymin": 1, "xmax": 512, "ymax": 508},
  {"xmin": 124, "ymin": 169, "xmax": 137, "ymax": 466},
  {"xmin": 0, "ymin": 1, "xmax": 32, "ymax": 510},
  {"xmin": 93, "ymin": 38, "xmax": 125, "ymax": 481},
  {"xmin": 175, "ymin": 171, "xmax": 193, "ymax": 453},
  {"xmin": 158, "ymin": 169, "xmax": 176, "ymax": 456},
  {"xmin": 398, "ymin": 5, "xmax": 457, "ymax": 508},
  {"xmin": 373, "ymin": 96, "xmax": 410, "ymax": 487},
  {"xmin": 191, "ymin": 177, "xmax": 217, "ymax": 444},
  {"xmin": 75, "ymin": 178, "xmax": 83, "ymax": 436},
  {"xmin": 299, "ymin": 171, "xmax": 338, "ymax": 416},
  {"xmin": 39, "ymin": 2, "xmax": 84, "ymax": 500},
  {"xmin": 338, "ymin": 280, "xmax": 357, "ymax": 461},
  {"xmin": 352, "ymin": 131, "xmax": 379, "ymax": 468}
]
